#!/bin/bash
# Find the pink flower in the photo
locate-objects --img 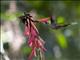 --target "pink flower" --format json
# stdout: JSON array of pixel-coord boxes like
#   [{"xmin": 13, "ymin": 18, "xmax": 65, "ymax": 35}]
[
  {"xmin": 24, "ymin": 19, "xmax": 46, "ymax": 60},
  {"xmin": 39, "ymin": 17, "xmax": 50, "ymax": 23},
  {"xmin": 24, "ymin": 26, "xmax": 30, "ymax": 36},
  {"xmin": 19, "ymin": 13, "xmax": 47, "ymax": 60}
]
